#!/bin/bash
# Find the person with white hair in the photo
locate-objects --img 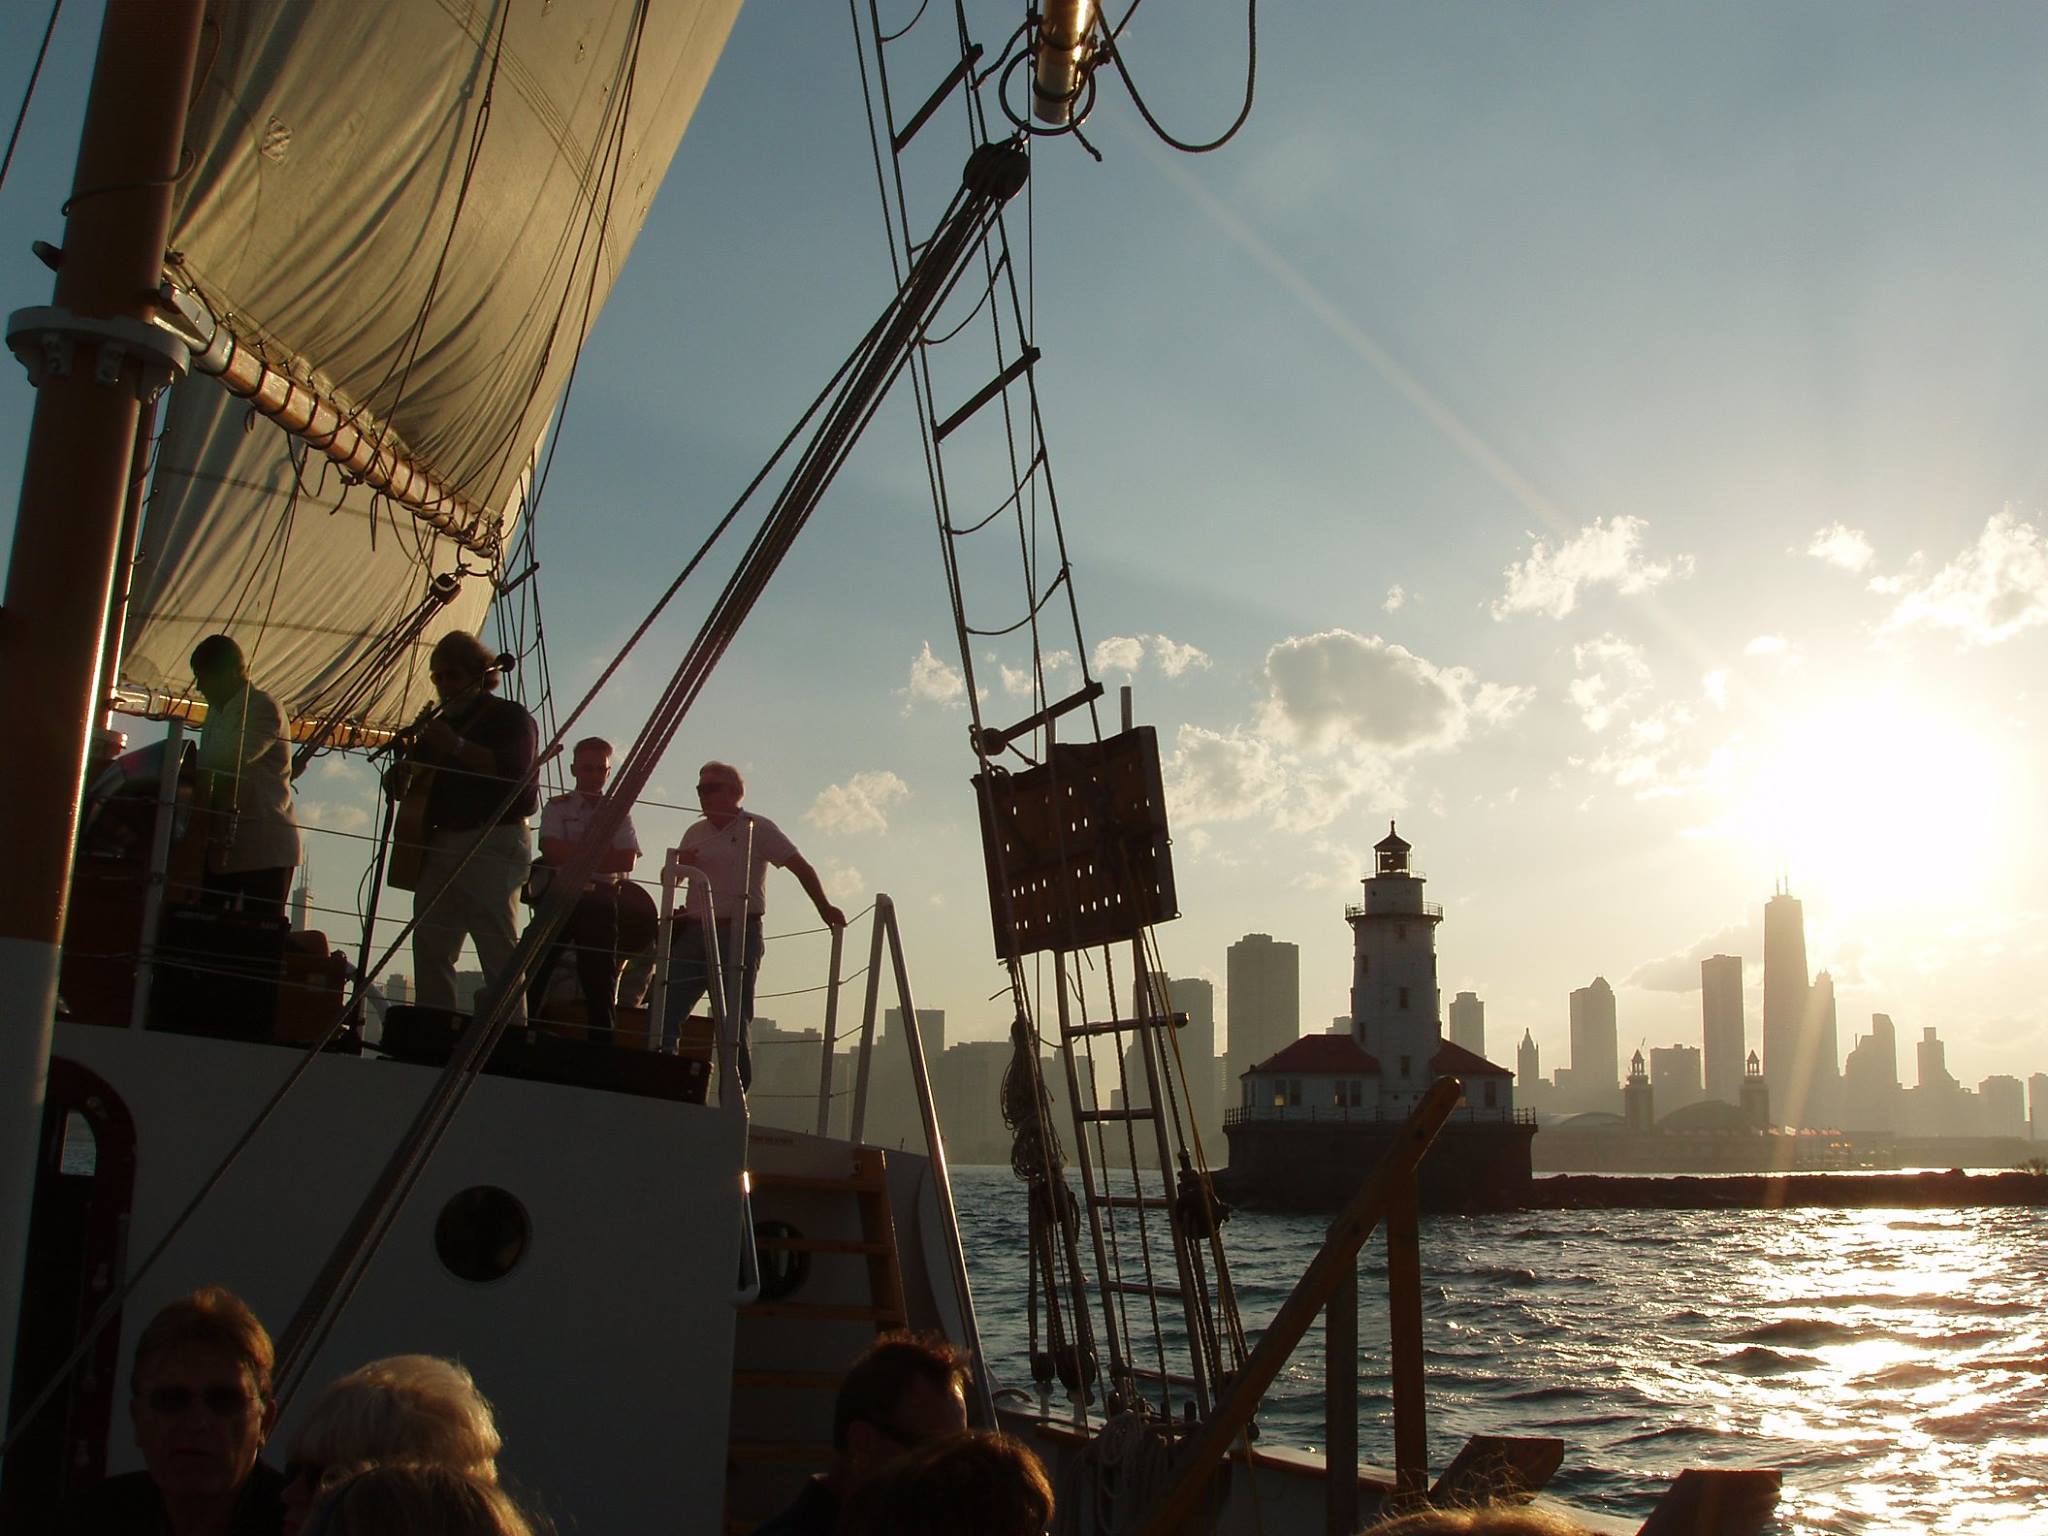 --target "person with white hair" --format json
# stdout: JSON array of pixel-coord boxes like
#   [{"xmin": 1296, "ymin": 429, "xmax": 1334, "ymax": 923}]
[{"xmin": 277, "ymin": 1355, "xmax": 501, "ymax": 1536}]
